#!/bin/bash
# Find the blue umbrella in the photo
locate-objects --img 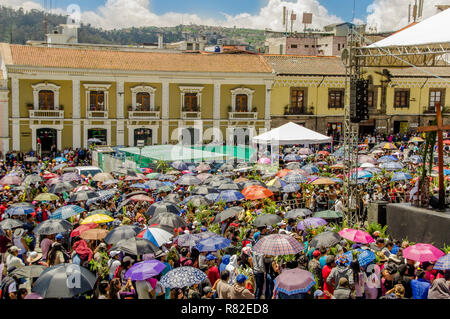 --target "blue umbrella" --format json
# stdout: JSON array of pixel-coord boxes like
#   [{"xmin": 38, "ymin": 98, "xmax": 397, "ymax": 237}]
[
  {"xmin": 214, "ymin": 190, "xmax": 245, "ymax": 203},
  {"xmin": 380, "ymin": 162, "xmax": 404, "ymax": 171},
  {"xmin": 160, "ymin": 266, "xmax": 207, "ymax": 289},
  {"xmin": 390, "ymin": 172, "xmax": 413, "ymax": 182},
  {"xmin": 194, "ymin": 235, "xmax": 231, "ymax": 252},
  {"xmin": 172, "ymin": 161, "xmax": 188, "ymax": 171},
  {"xmin": 283, "ymin": 174, "xmax": 308, "ymax": 183},
  {"xmin": 54, "ymin": 157, "xmax": 67, "ymax": 162},
  {"xmin": 130, "ymin": 183, "xmax": 150, "ymax": 189},
  {"xmin": 357, "ymin": 249, "xmax": 376, "ymax": 267},
  {"xmin": 302, "ymin": 165, "xmax": 319, "ymax": 174},
  {"xmin": 434, "ymin": 254, "xmax": 450, "ymax": 270},
  {"xmin": 331, "ymin": 178, "xmax": 343, "ymax": 184},
  {"xmin": 52, "ymin": 163, "xmax": 67, "ymax": 172},
  {"xmin": 377, "ymin": 155, "xmax": 398, "ymax": 163},
  {"xmin": 444, "ymin": 169, "xmax": 450, "ymax": 176},
  {"xmin": 50, "ymin": 205, "xmax": 86, "ymax": 220},
  {"xmin": 408, "ymin": 155, "xmax": 422, "ymax": 164},
  {"xmin": 284, "ymin": 154, "xmax": 302, "ymax": 162},
  {"xmin": 354, "ymin": 170, "xmax": 372, "ymax": 179},
  {"xmin": 281, "ymin": 183, "xmax": 300, "ymax": 193},
  {"xmin": 6, "ymin": 206, "xmax": 34, "ymax": 216}
]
